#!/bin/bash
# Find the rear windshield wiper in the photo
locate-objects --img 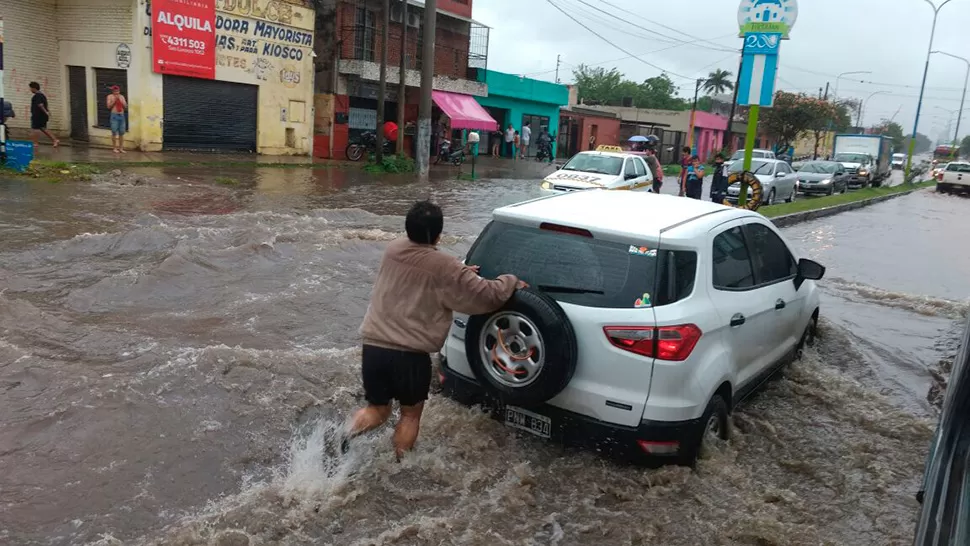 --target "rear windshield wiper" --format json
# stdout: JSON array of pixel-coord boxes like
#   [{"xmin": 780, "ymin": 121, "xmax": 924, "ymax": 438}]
[{"xmin": 538, "ymin": 285, "xmax": 605, "ymax": 295}]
